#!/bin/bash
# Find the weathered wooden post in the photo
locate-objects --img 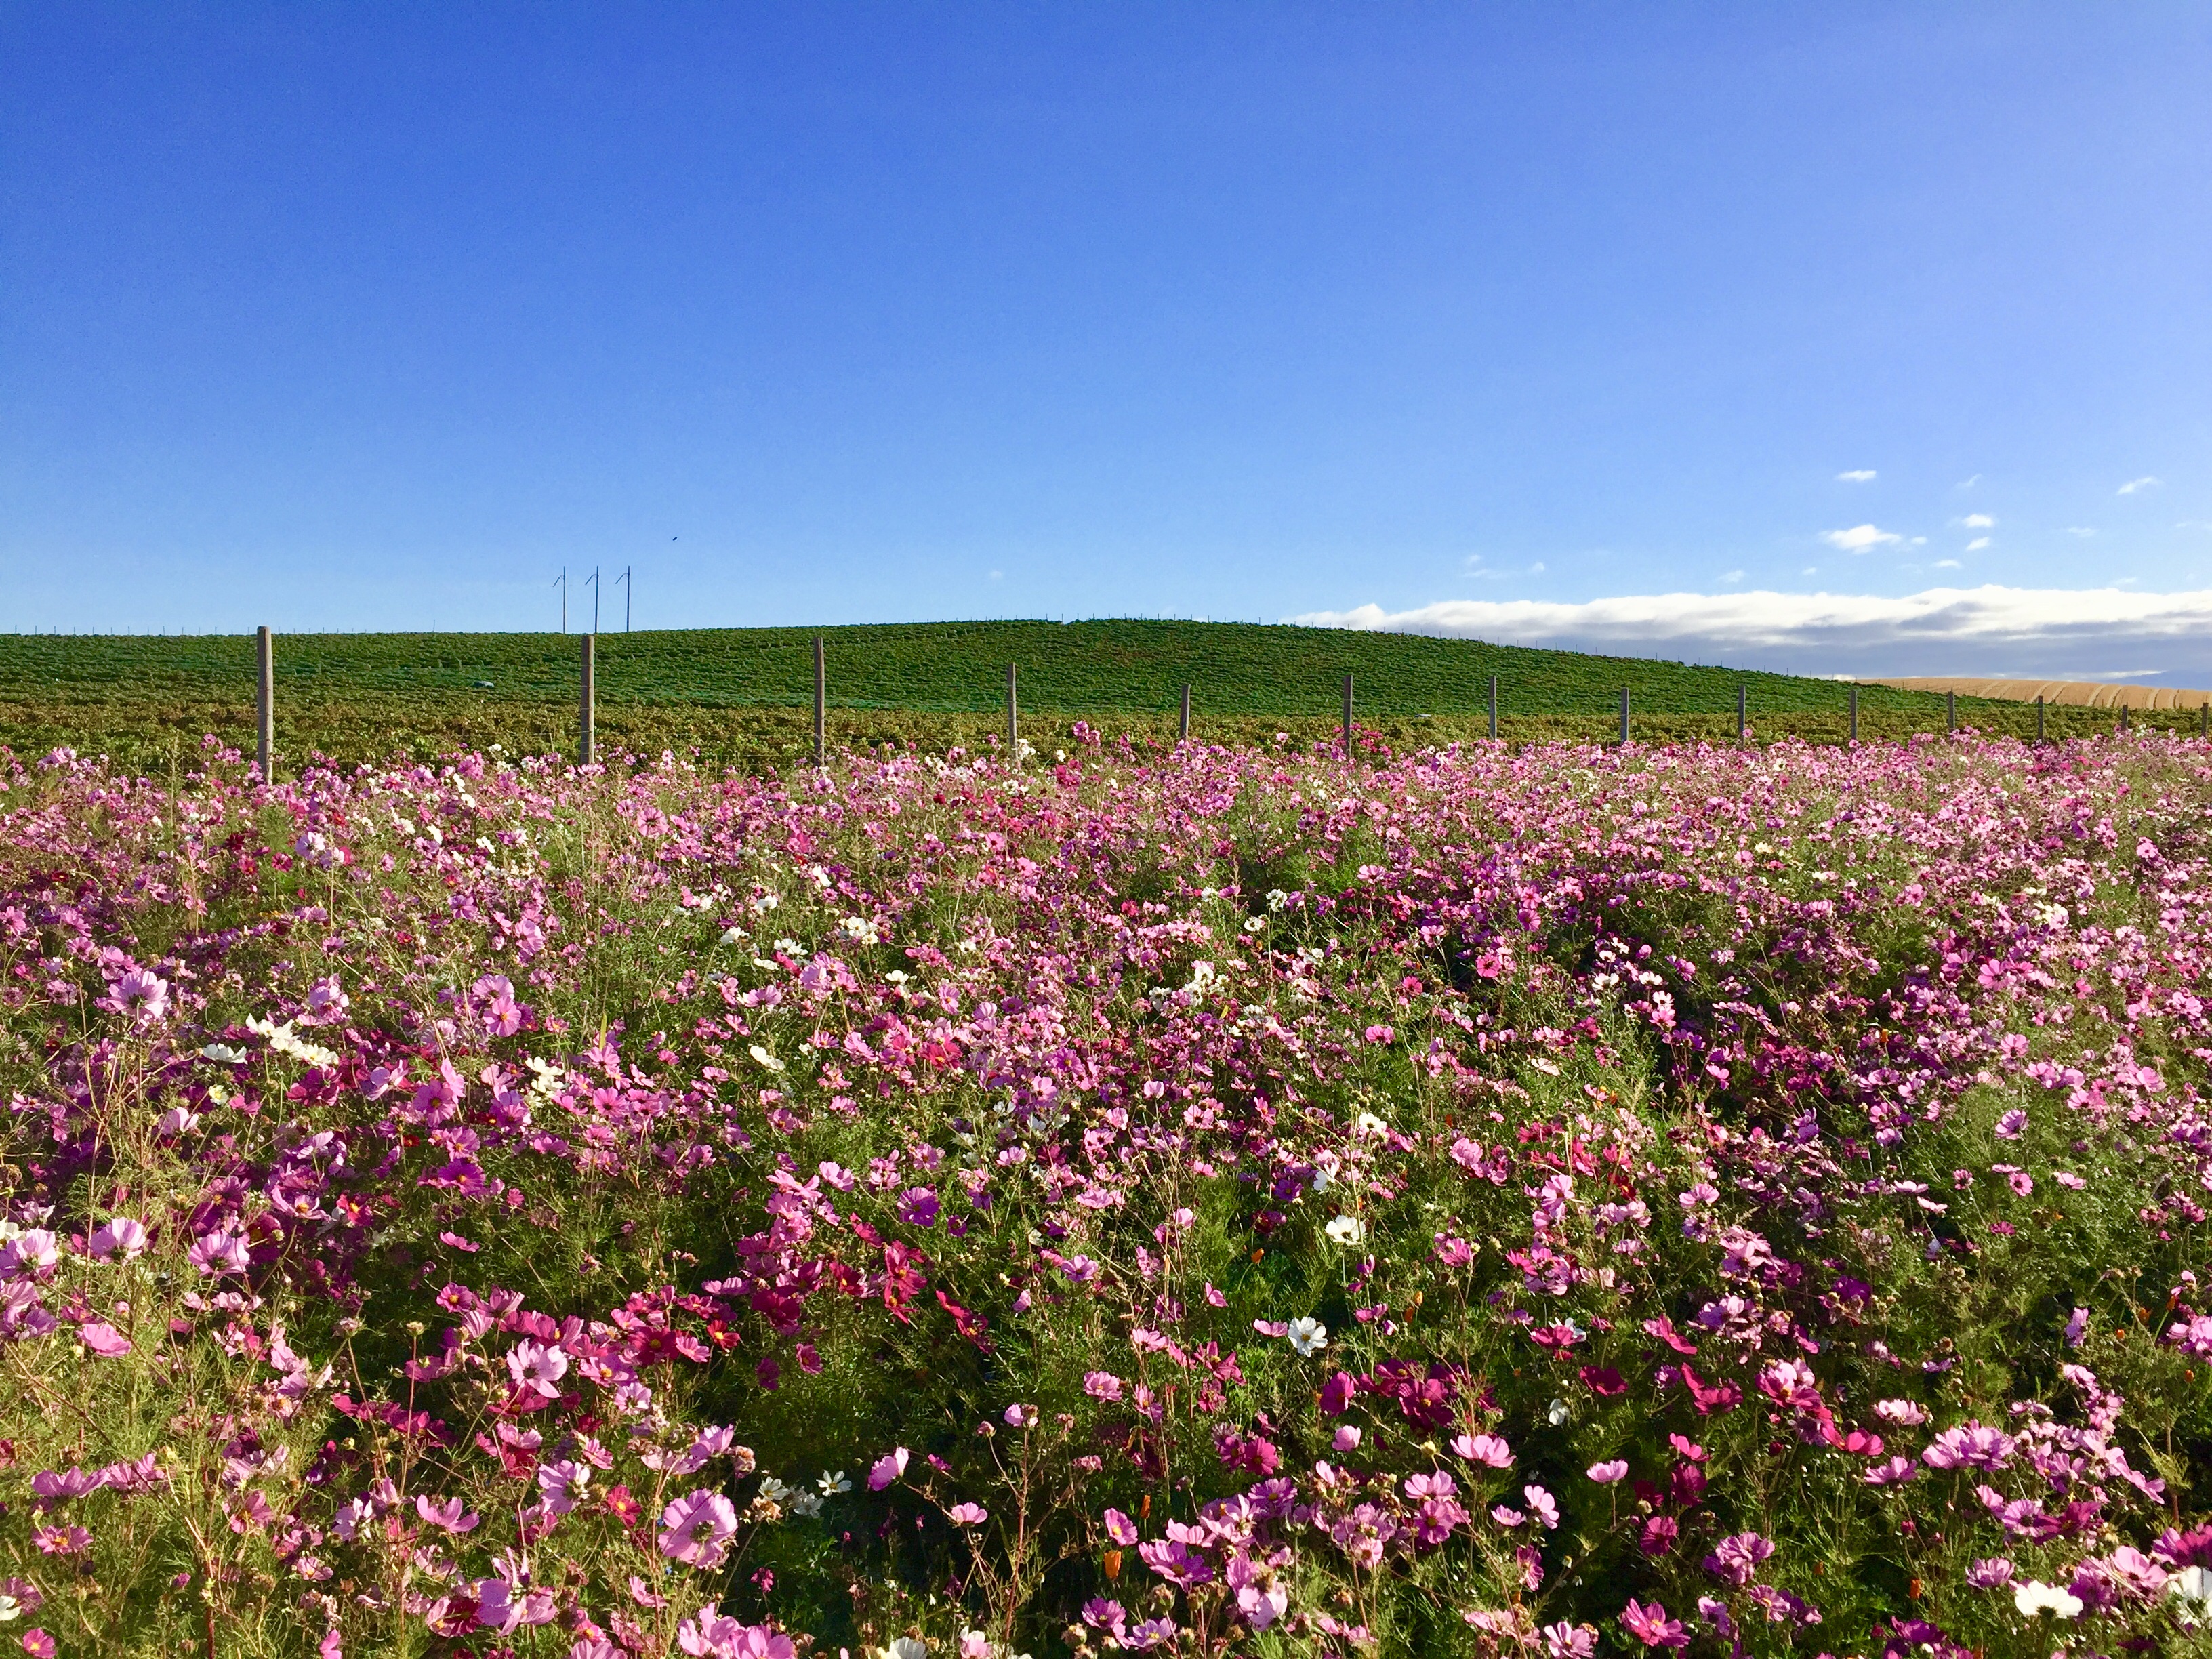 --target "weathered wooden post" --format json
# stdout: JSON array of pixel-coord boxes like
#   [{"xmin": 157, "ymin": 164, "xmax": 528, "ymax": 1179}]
[
  {"xmin": 1179, "ymin": 682, "xmax": 1191, "ymax": 743},
  {"xmin": 2036, "ymin": 695, "xmax": 2045, "ymax": 743},
  {"xmin": 1488, "ymin": 673, "xmax": 1498, "ymax": 741},
  {"xmin": 579, "ymin": 634, "xmax": 596, "ymax": 766},
  {"xmin": 1848, "ymin": 684, "xmax": 1858, "ymax": 745},
  {"xmin": 813, "ymin": 637, "xmax": 826, "ymax": 767},
  {"xmin": 1006, "ymin": 663, "xmax": 1018, "ymax": 759},
  {"xmin": 2119, "ymin": 702, "xmax": 2130, "ymax": 736},
  {"xmin": 1341, "ymin": 674, "xmax": 1354, "ymax": 759},
  {"xmin": 2202, "ymin": 700, "xmax": 2209, "ymax": 739},
  {"xmin": 1946, "ymin": 690, "xmax": 1956, "ymax": 734},
  {"xmin": 1736, "ymin": 680, "xmax": 1746, "ymax": 741},
  {"xmin": 255, "ymin": 626, "xmax": 274, "ymax": 782}
]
